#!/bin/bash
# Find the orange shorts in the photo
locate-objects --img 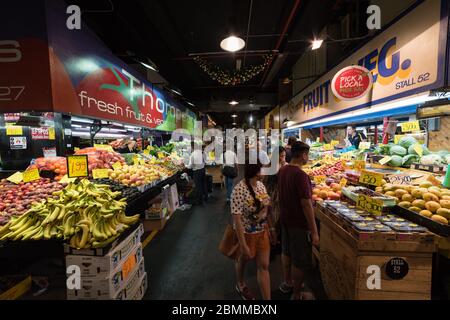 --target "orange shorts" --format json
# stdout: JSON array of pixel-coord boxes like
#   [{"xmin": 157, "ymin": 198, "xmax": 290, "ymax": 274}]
[{"xmin": 244, "ymin": 228, "xmax": 270, "ymax": 259}]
